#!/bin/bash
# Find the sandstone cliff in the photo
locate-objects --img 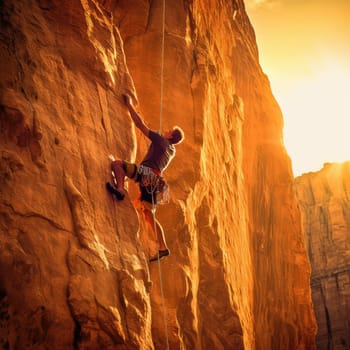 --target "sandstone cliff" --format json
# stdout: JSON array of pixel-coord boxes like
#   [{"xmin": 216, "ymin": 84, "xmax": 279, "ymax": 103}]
[
  {"xmin": 0, "ymin": 0, "xmax": 316, "ymax": 349},
  {"xmin": 295, "ymin": 162, "xmax": 350, "ymax": 350}
]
